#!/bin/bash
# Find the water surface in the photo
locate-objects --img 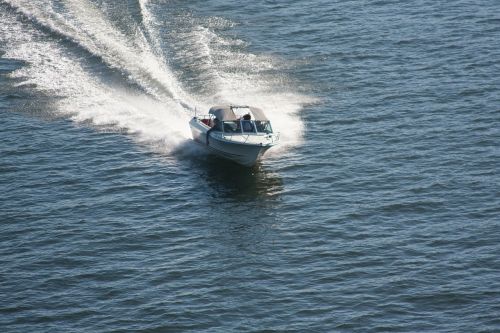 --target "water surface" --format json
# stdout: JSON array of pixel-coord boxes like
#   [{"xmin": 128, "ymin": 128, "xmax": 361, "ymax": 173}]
[{"xmin": 1, "ymin": 0, "xmax": 499, "ymax": 332}]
